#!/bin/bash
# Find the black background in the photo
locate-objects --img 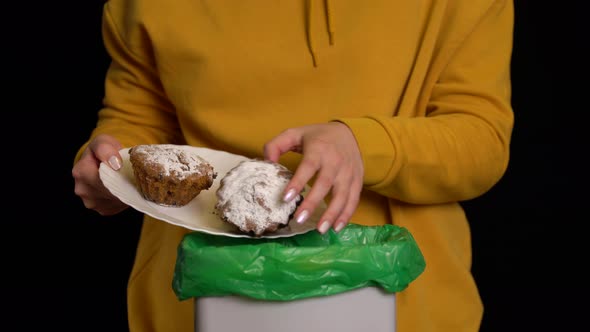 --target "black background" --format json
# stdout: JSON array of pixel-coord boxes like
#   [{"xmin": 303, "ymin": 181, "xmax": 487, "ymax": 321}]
[{"xmin": 4, "ymin": 1, "xmax": 587, "ymax": 331}]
